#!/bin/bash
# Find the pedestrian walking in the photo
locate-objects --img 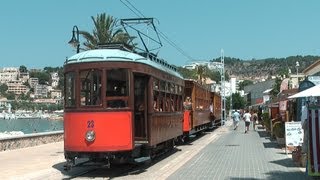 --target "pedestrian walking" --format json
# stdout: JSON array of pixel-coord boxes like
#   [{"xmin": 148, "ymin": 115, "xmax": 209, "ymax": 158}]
[
  {"xmin": 232, "ymin": 110, "xmax": 241, "ymax": 130},
  {"xmin": 251, "ymin": 109, "xmax": 258, "ymax": 131},
  {"xmin": 243, "ymin": 109, "xmax": 251, "ymax": 133}
]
